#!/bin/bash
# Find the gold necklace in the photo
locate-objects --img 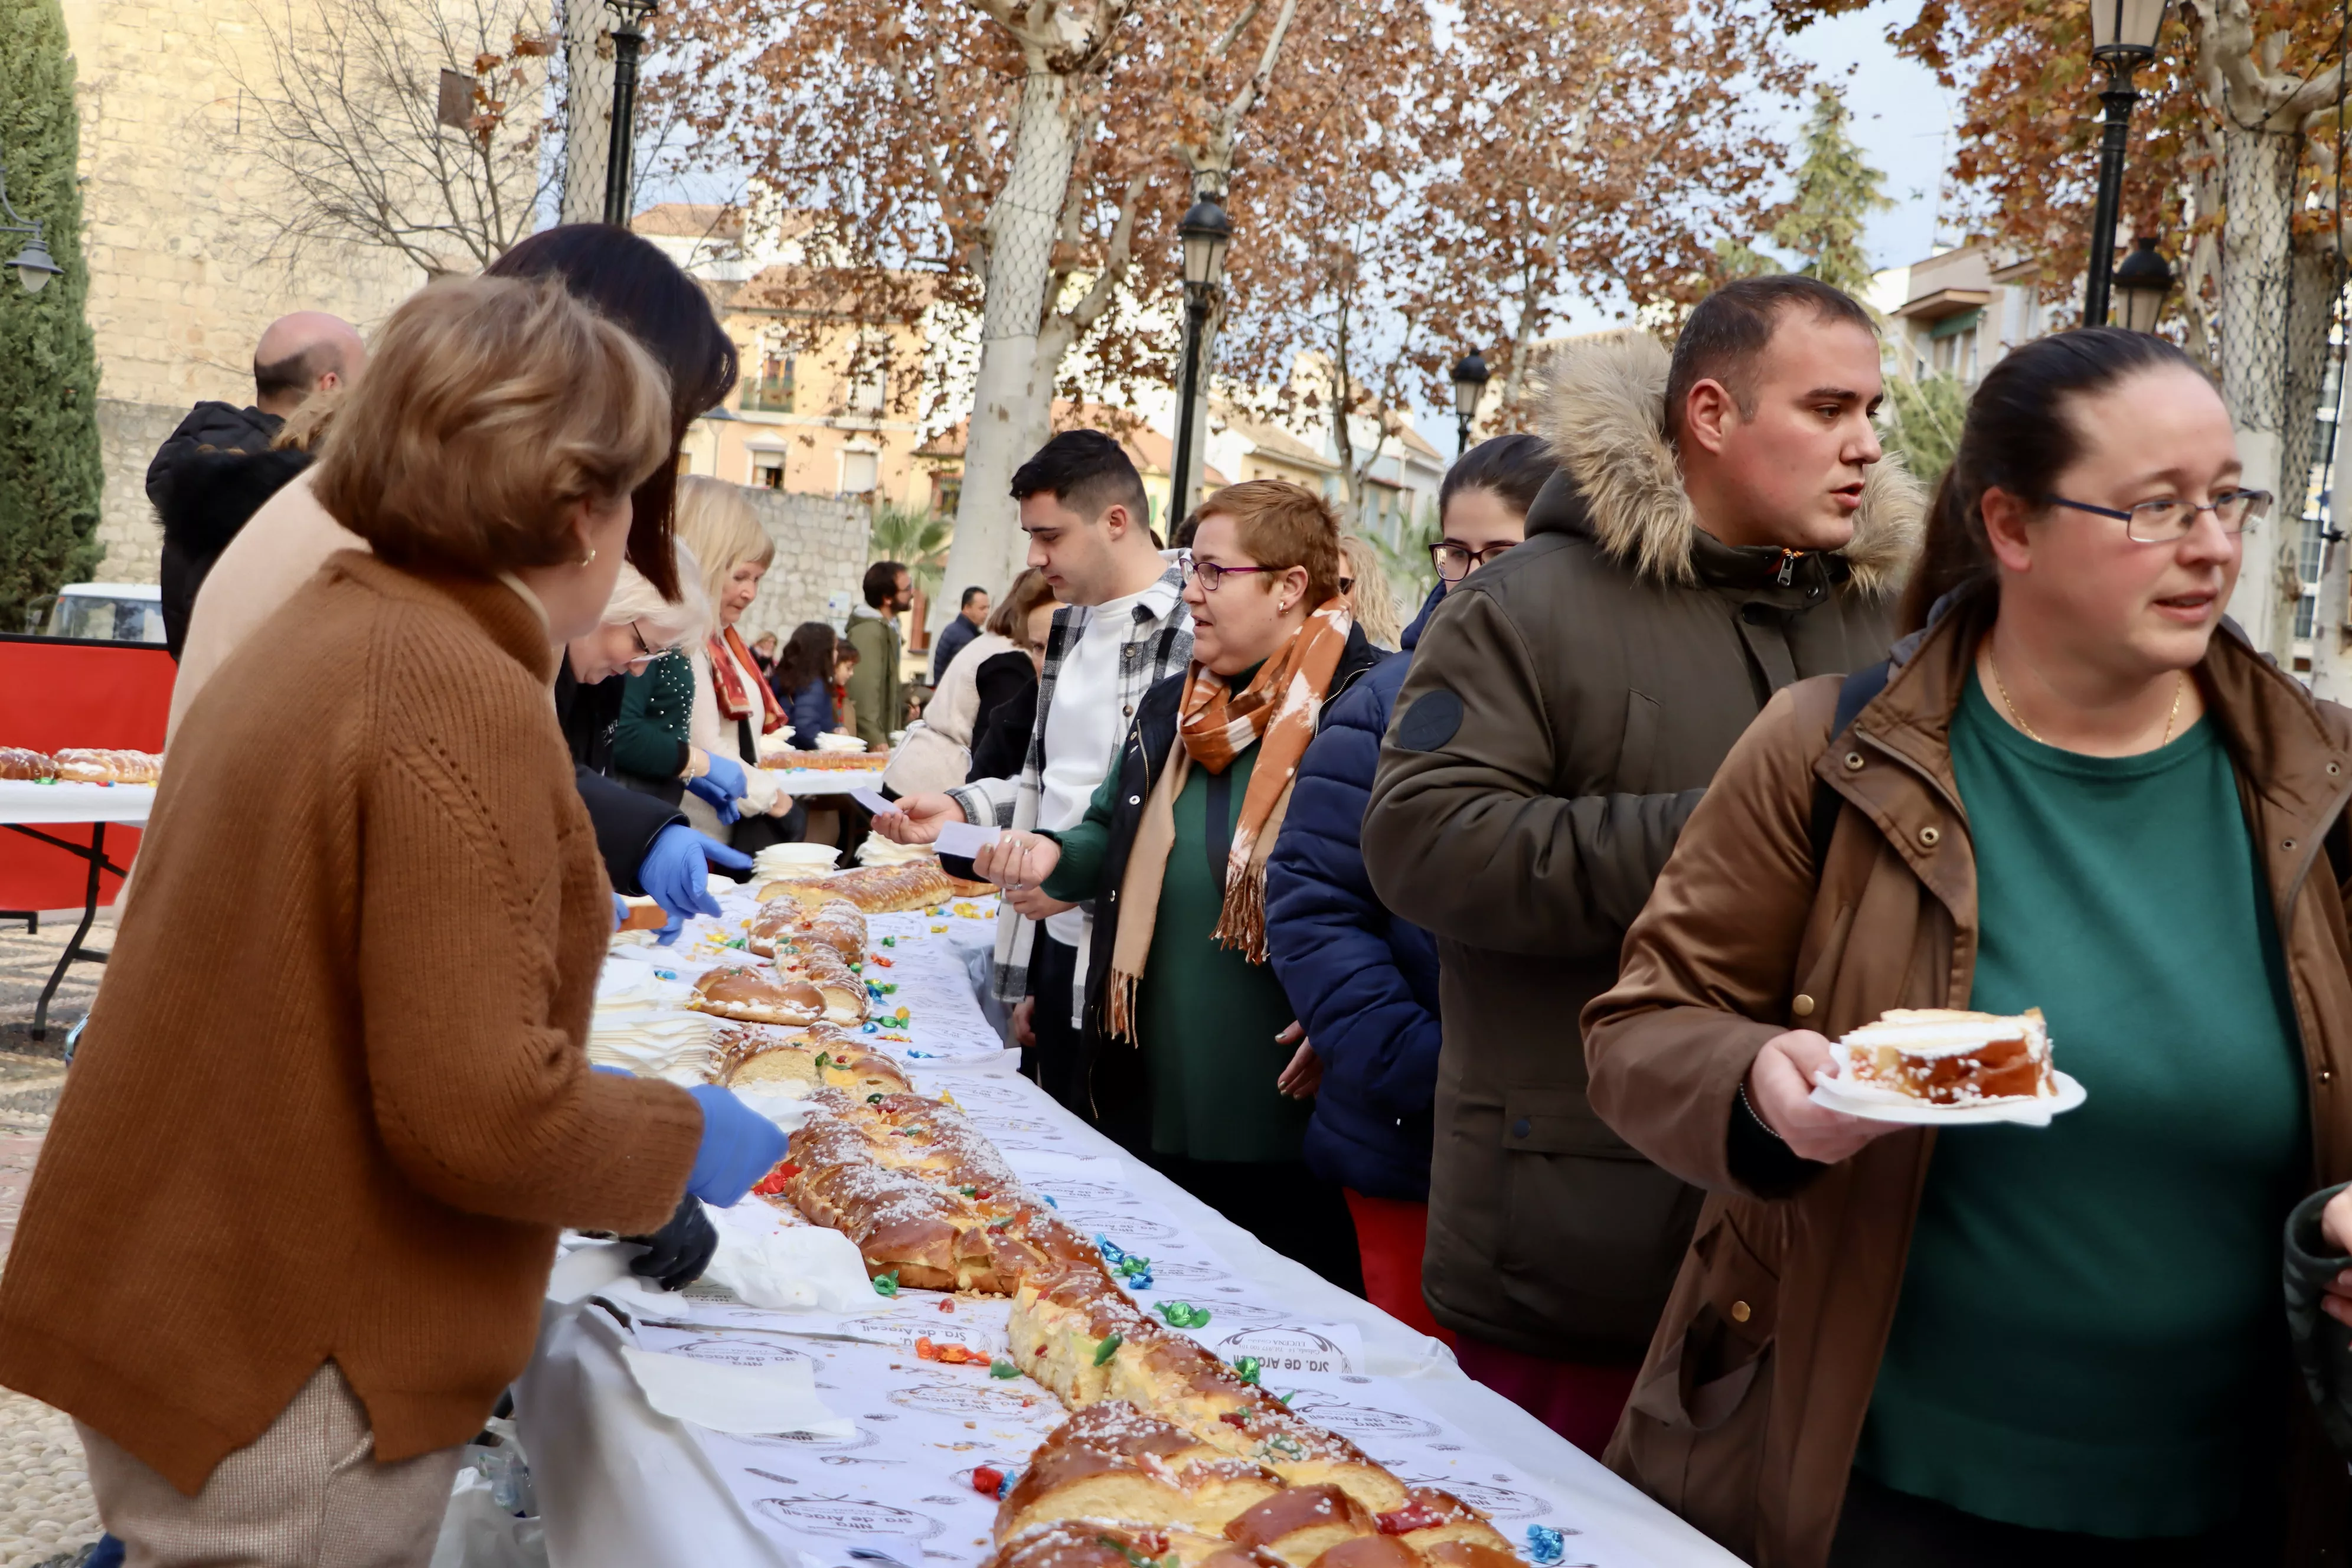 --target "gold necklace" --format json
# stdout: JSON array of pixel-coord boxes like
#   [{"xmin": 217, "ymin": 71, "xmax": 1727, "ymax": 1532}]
[{"xmin": 1988, "ymin": 650, "xmax": 2184, "ymax": 749}]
